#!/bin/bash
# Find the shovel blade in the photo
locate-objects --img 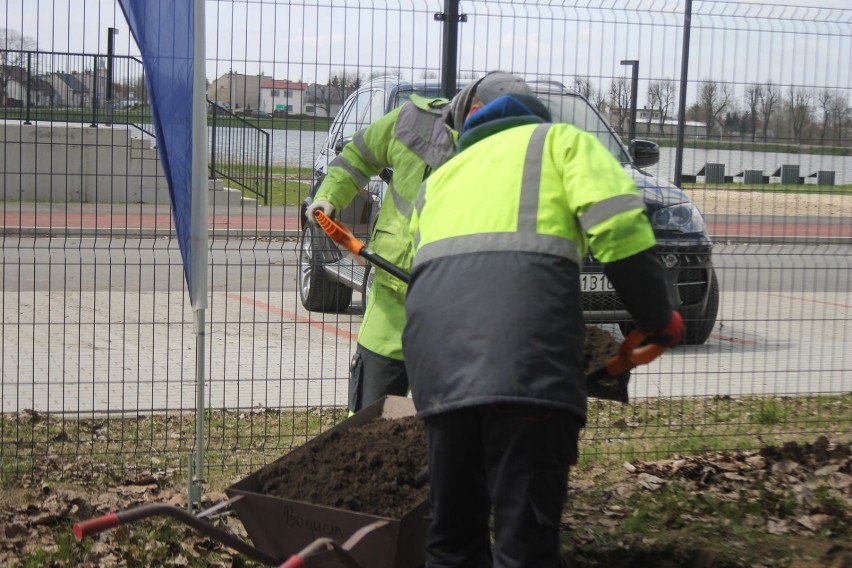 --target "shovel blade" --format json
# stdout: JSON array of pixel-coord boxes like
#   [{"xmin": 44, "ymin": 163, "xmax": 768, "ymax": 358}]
[{"xmin": 586, "ymin": 368, "xmax": 630, "ymax": 404}]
